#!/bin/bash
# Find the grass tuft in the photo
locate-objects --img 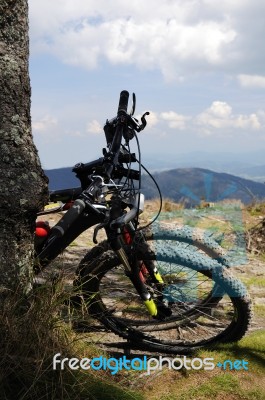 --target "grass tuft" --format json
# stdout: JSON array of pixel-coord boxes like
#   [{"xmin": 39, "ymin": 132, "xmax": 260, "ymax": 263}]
[{"xmin": 0, "ymin": 280, "xmax": 143, "ymax": 400}]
